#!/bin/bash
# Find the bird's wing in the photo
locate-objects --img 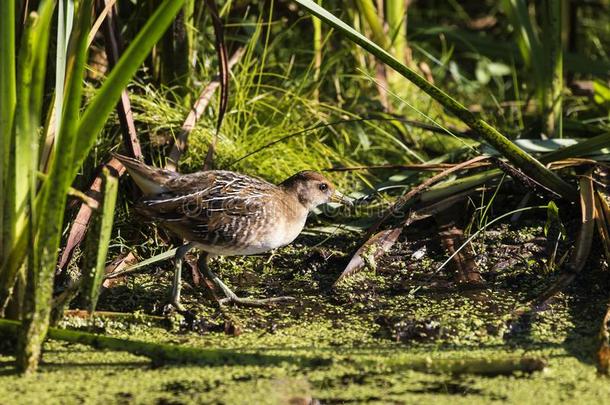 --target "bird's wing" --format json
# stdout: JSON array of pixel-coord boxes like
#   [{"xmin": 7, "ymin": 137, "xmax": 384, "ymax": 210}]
[{"xmin": 136, "ymin": 171, "xmax": 277, "ymax": 245}]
